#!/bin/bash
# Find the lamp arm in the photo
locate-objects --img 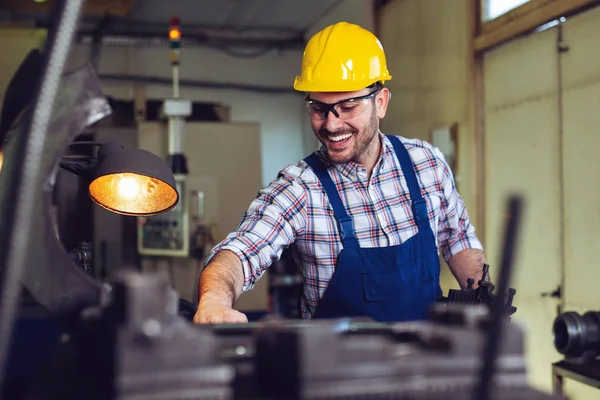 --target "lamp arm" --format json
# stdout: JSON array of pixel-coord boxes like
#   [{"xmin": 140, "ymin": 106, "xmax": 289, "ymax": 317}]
[
  {"xmin": 68, "ymin": 141, "xmax": 103, "ymax": 147},
  {"xmin": 59, "ymin": 159, "xmax": 98, "ymax": 179}
]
